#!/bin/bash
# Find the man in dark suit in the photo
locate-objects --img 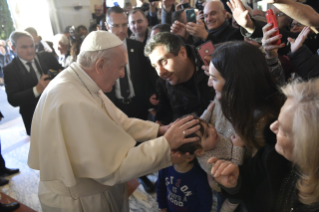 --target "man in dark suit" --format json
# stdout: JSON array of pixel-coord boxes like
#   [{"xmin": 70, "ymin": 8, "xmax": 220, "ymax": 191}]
[
  {"xmin": 4, "ymin": 31, "xmax": 63, "ymax": 136},
  {"xmin": 105, "ymin": 6, "xmax": 158, "ymax": 121},
  {"xmin": 105, "ymin": 6, "xmax": 159, "ymax": 193}
]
